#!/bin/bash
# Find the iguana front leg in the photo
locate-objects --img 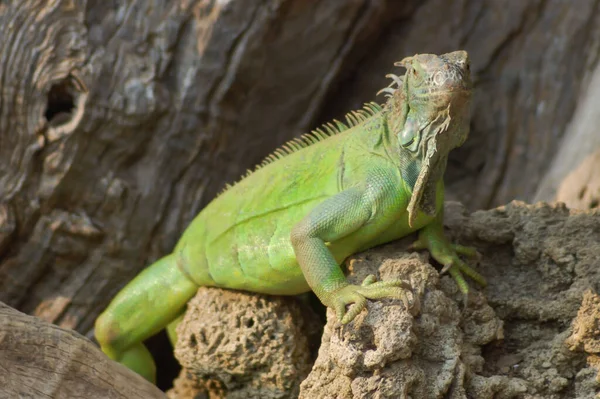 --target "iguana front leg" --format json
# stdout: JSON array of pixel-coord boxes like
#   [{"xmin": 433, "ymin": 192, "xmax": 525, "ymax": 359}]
[
  {"xmin": 291, "ymin": 186, "xmax": 410, "ymax": 324},
  {"xmin": 412, "ymin": 208, "xmax": 487, "ymax": 295}
]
